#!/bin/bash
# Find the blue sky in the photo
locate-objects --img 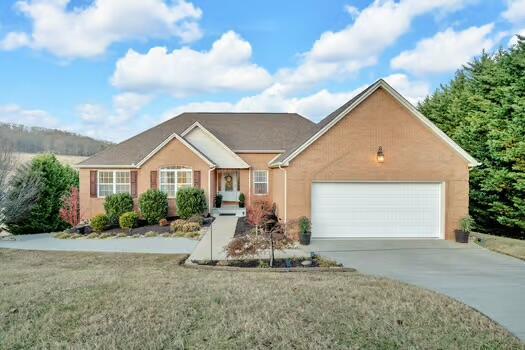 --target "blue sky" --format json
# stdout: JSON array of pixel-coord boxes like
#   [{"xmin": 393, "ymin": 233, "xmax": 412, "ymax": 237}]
[{"xmin": 0, "ymin": 0, "xmax": 524, "ymax": 142}]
